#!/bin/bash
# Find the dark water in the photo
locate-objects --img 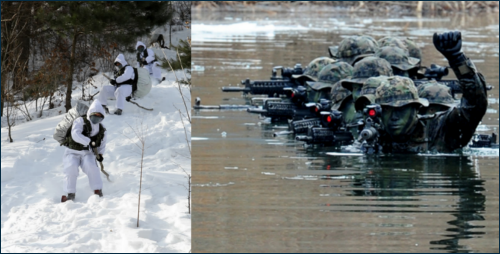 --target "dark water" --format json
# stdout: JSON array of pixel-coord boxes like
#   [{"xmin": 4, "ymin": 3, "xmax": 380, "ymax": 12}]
[{"xmin": 191, "ymin": 10, "xmax": 499, "ymax": 253}]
